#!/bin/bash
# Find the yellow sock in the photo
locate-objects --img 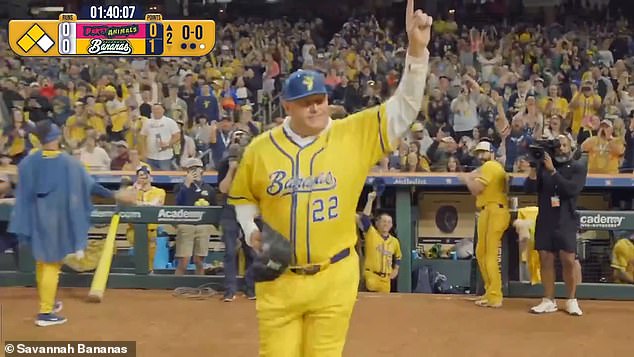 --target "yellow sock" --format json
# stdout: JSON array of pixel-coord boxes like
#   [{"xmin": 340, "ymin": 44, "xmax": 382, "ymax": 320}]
[
  {"xmin": 148, "ymin": 241, "xmax": 156, "ymax": 271},
  {"xmin": 36, "ymin": 261, "xmax": 62, "ymax": 314}
]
